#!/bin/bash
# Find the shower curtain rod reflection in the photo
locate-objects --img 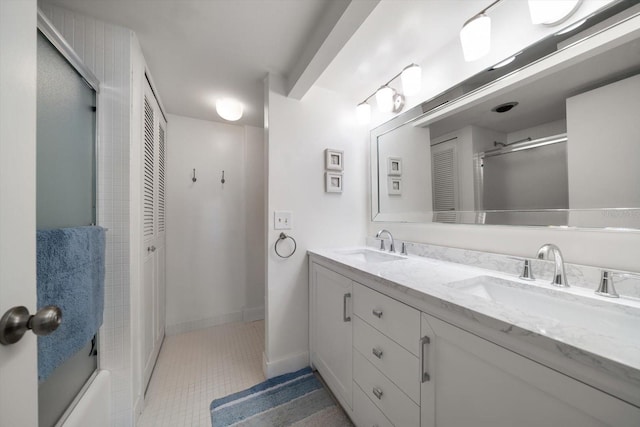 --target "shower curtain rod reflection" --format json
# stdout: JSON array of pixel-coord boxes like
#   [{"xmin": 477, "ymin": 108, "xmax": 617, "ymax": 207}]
[{"xmin": 482, "ymin": 133, "xmax": 567, "ymax": 159}]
